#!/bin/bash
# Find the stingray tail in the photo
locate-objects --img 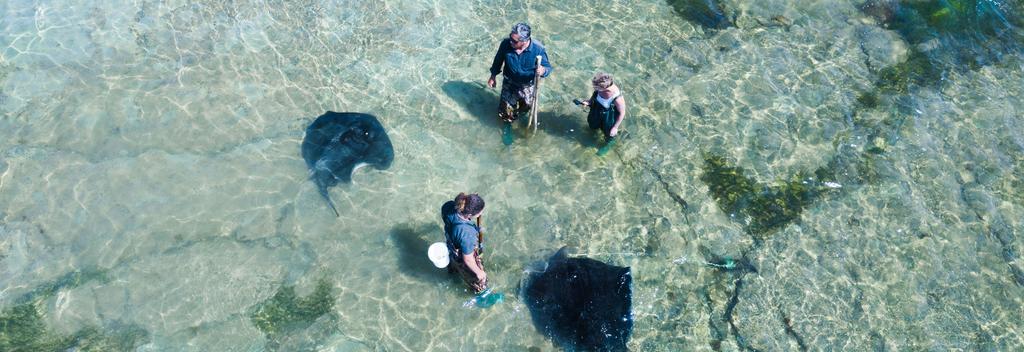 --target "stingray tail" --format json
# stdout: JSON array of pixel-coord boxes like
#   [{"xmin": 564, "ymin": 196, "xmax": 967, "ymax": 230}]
[
  {"xmin": 550, "ymin": 246, "xmax": 570, "ymax": 264},
  {"xmin": 318, "ymin": 186, "xmax": 340, "ymax": 217}
]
